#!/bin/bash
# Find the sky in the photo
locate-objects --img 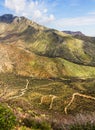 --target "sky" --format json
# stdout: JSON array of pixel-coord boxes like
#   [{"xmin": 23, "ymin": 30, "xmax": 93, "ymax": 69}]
[{"xmin": 0, "ymin": 0, "xmax": 95, "ymax": 36}]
